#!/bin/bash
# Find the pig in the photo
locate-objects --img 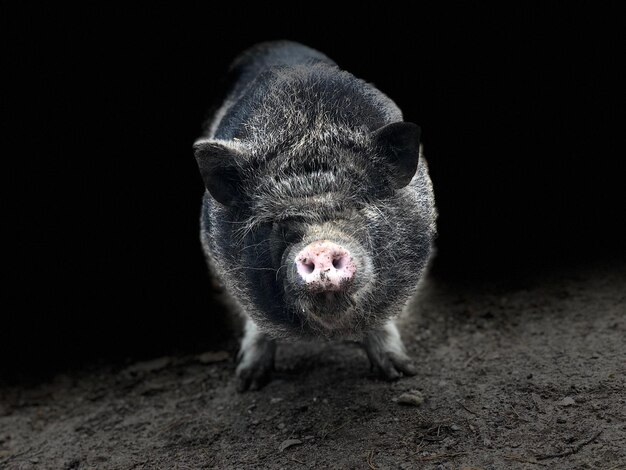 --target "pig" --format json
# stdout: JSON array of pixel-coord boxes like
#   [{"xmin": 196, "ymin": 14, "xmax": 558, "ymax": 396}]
[{"xmin": 193, "ymin": 41, "xmax": 437, "ymax": 391}]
